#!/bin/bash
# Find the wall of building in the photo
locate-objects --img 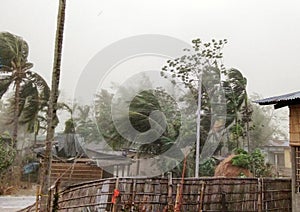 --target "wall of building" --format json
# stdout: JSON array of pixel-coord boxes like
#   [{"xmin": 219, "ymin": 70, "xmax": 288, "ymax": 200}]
[{"xmin": 284, "ymin": 148, "xmax": 292, "ymax": 168}]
